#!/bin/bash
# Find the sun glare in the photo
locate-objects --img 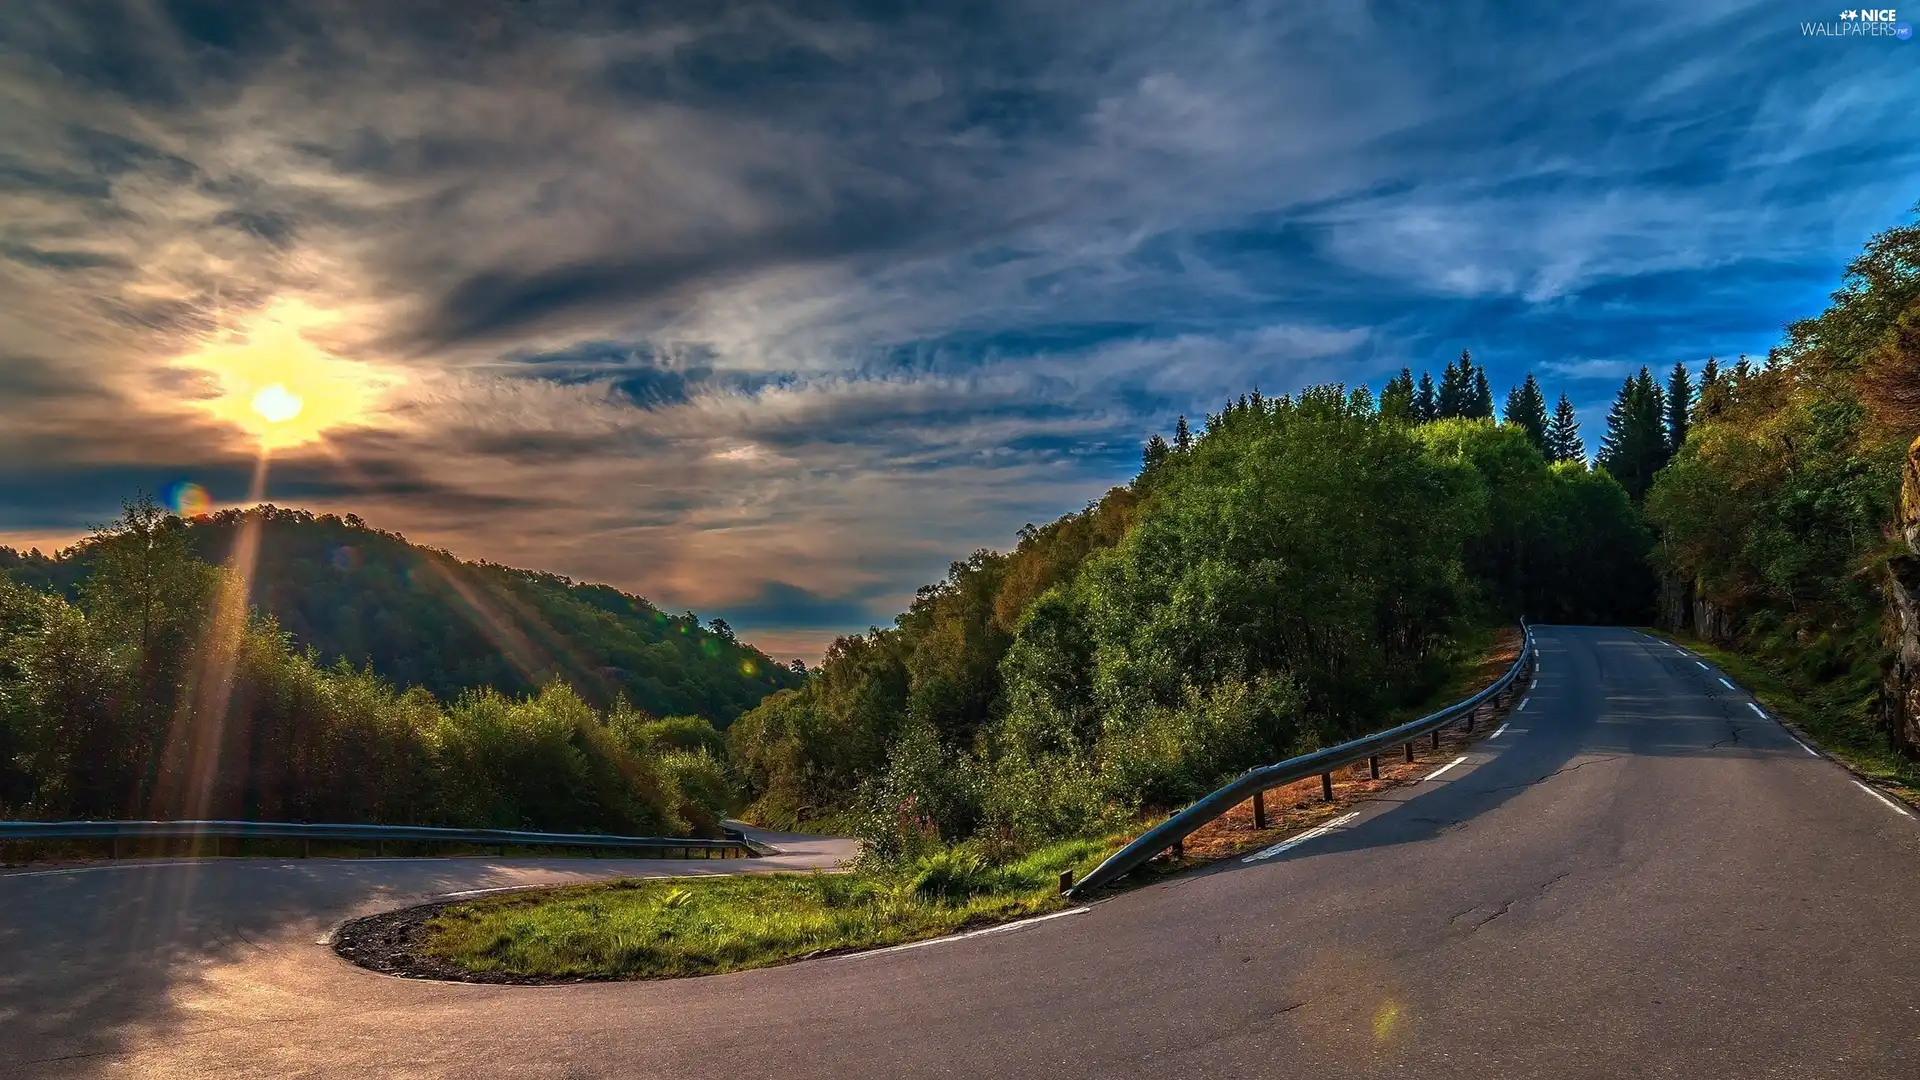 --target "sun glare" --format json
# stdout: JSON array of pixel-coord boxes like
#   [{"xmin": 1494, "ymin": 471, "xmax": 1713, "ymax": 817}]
[{"xmin": 173, "ymin": 299, "xmax": 393, "ymax": 449}]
